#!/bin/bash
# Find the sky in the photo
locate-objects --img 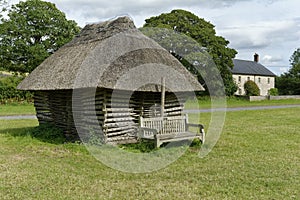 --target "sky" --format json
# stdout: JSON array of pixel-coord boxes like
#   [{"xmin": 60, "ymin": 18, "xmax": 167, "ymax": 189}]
[{"xmin": 8, "ymin": 0, "xmax": 300, "ymax": 75}]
